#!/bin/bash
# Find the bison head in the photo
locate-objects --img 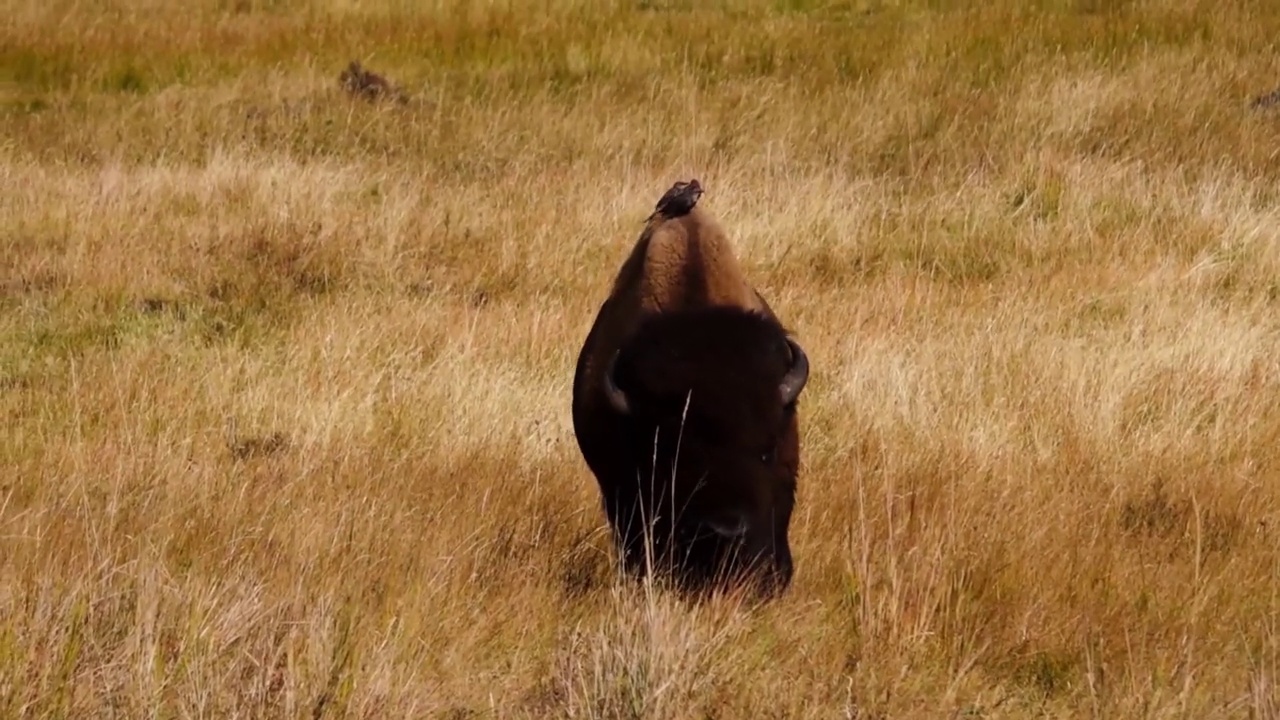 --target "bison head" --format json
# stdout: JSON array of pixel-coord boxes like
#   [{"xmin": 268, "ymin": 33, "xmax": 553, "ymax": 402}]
[{"xmin": 599, "ymin": 306, "xmax": 809, "ymax": 595}]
